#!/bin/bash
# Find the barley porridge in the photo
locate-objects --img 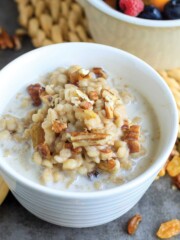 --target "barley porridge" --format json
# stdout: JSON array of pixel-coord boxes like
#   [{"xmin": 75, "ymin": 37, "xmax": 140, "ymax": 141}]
[{"xmin": 0, "ymin": 66, "xmax": 160, "ymax": 191}]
